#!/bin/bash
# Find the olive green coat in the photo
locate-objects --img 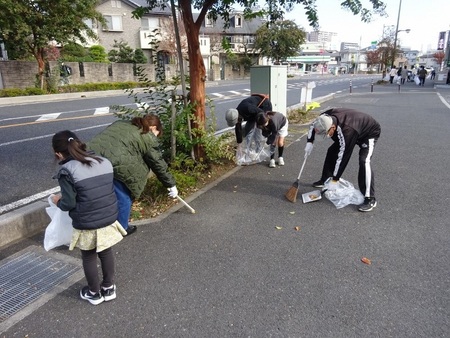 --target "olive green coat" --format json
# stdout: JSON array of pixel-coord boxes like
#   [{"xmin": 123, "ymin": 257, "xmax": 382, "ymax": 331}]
[{"xmin": 88, "ymin": 120, "xmax": 175, "ymax": 199}]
